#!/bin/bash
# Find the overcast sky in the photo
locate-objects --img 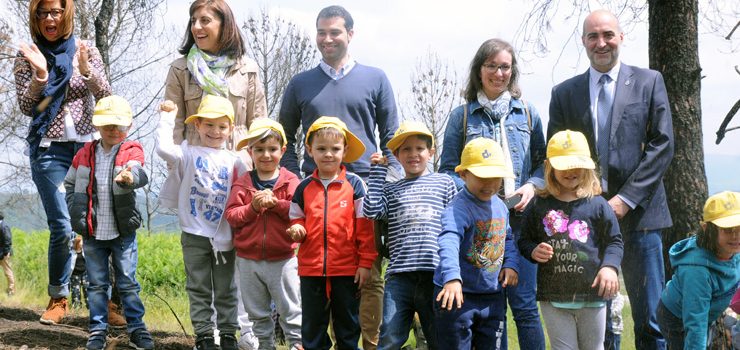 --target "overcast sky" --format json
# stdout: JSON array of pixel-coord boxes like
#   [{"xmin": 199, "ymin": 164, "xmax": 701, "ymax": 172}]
[{"xmin": 167, "ymin": 0, "xmax": 740, "ymax": 156}]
